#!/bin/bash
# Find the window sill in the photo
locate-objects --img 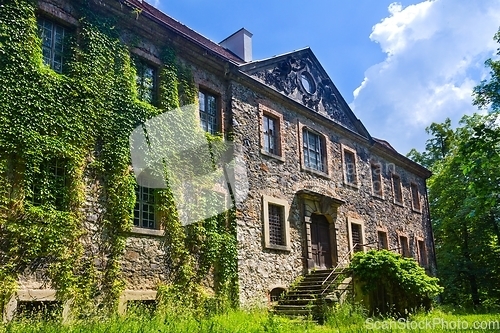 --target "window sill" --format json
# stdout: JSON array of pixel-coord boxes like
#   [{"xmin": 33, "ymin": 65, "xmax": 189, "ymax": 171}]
[
  {"xmin": 372, "ymin": 194, "xmax": 384, "ymax": 200},
  {"xmin": 343, "ymin": 182, "xmax": 359, "ymax": 190},
  {"xmin": 265, "ymin": 244, "xmax": 291, "ymax": 252},
  {"xmin": 393, "ymin": 201, "xmax": 404, "ymax": 207},
  {"xmin": 129, "ymin": 227, "xmax": 163, "ymax": 237},
  {"xmin": 412, "ymin": 207, "xmax": 422, "ymax": 214},
  {"xmin": 301, "ymin": 166, "xmax": 330, "ymax": 179},
  {"xmin": 260, "ymin": 149, "xmax": 285, "ymax": 162}
]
